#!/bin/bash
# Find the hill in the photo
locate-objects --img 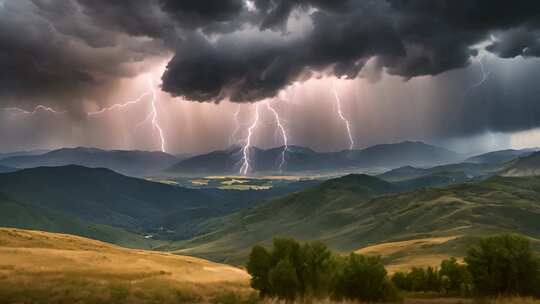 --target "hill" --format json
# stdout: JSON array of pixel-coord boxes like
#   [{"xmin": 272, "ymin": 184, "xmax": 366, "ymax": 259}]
[
  {"xmin": 502, "ymin": 151, "xmax": 540, "ymax": 176},
  {"xmin": 378, "ymin": 162, "xmax": 503, "ymax": 182},
  {"xmin": 169, "ymin": 141, "xmax": 463, "ymax": 174},
  {"xmin": 0, "ymin": 165, "xmax": 16, "ymax": 173},
  {"xmin": 0, "ymin": 149, "xmax": 49, "ymax": 160},
  {"xmin": 167, "ymin": 174, "xmax": 397, "ymax": 263},
  {"xmin": 466, "ymin": 148, "xmax": 537, "ymax": 164},
  {"xmin": 0, "ymin": 165, "xmax": 271, "ymax": 240},
  {"xmin": 343, "ymin": 141, "xmax": 463, "ymax": 168},
  {"xmin": 0, "ymin": 165, "xmax": 312, "ymax": 242},
  {"xmin": 0, "ymin": 196, "xmax": 156, "ymax": 248},
  {"xmin": 0, "ymin": 147, "xmax": 179, "ymax": 176},
  {"xmin": 0, "ymin": 228, "xmax": 250, "ymax": 303},
  {"xmin": 170, "ymin": 175, "xmax": 540, "ymax": 264}
]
